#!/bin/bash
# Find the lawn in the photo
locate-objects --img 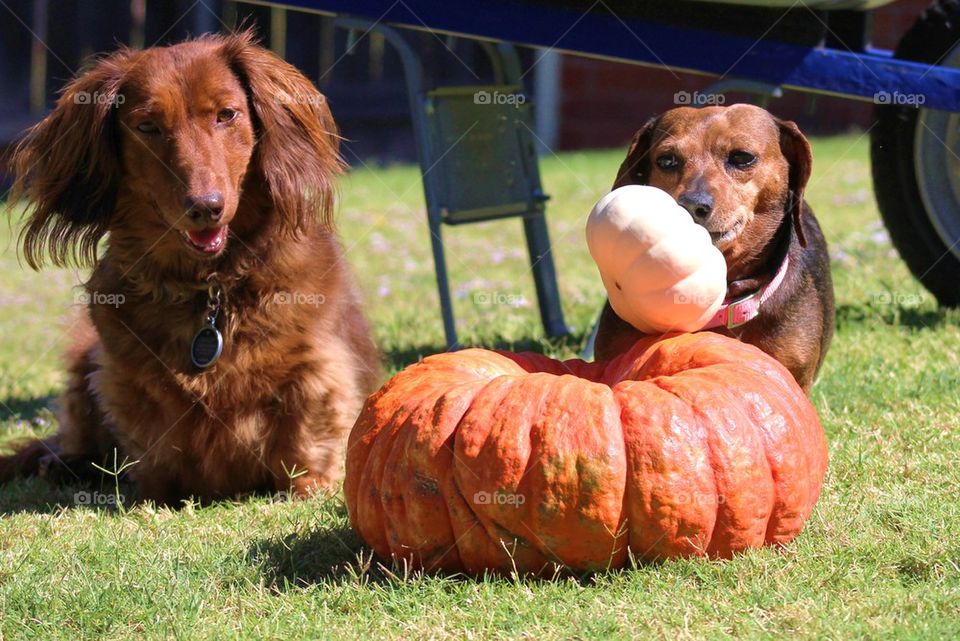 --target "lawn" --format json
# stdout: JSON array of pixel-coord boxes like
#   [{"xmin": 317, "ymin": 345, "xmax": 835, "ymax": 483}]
[{"xmin": 1, "ymin": 133, "xmax": 958, "ymax": 640}]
